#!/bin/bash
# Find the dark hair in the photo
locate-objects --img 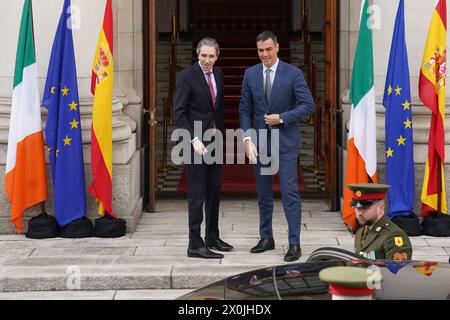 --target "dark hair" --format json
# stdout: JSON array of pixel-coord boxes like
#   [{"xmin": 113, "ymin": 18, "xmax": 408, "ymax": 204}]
[{"xmin": 256, "ymin": 31, "xmax": 278, "ymax": 44}]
